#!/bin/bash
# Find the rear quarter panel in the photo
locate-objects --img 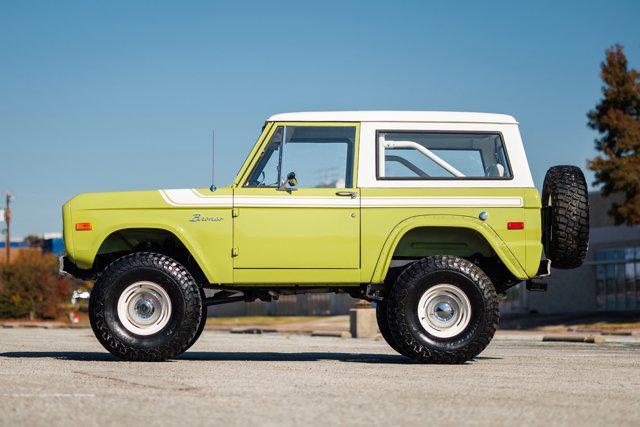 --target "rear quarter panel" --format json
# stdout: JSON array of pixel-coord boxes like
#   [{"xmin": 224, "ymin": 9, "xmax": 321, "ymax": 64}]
[{"xmin": 360, "ymin": 187, "xmax": 531, "ymax": 282}]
